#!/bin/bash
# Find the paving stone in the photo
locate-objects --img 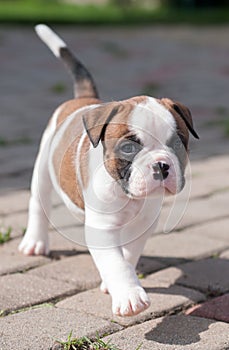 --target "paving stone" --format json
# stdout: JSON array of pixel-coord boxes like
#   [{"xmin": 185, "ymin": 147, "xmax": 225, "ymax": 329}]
[
  {"xmin": 182, "ymin": 217, "xmax": 229, "ymax": 243},
  {"xmin": 0, "ymin": 306, "xmax": 122, "ymax": 350},
  {"xmin": 155, "ymin": 191, "xmax": 229, "ymax": 234},
  {"xmin": 0, "ymin": 273, "xmax": 78, "ymax": 313},
  {"xmin": 28, "ymin": 254, "xmax": 101, "ymax": 290},
  {"xmin": 136, "ymin": 256, "xmax": 166, "ymax": 275},
  {"xmin": 56, "ymin": 280, "xmax": 204, "ymax": 327},
  {"xmin": 220, "ymin": 249, "xmax": 229, "ymax": 259},
  {"xmin": 0, "ymin": 229, "xmax": 87, "ymax": 261},
  {"xmin": 49, "ymin": 228, "xmax": 88, "ymax": 256},
  {"xmin": 190, "ymin": 156, "xmax": 229, "ymax": 199},
  {"xmin": 0, "ymin": 236, "xmax": 24, "ymax": 254},
  {"xmin": 186, "ymin": 294, "xmax": 229, "ymax": 323},
  {"xmin": 0, "ymin": 250, "xmax": 50, "ymax": 276},
  {"xmin": 150, "ymin": 258, "xmax": 229, "ymax": 295},
  {"xmin": 105, "ymin": 315, "xmax": 229, "ymax": 350},
  {"xmin": 51, "ymin": 204, "xmax": 83, "ymax": 229},
  {"xmin": 0, "ymin": 190, "xmax": 29, "ymax": 214},
  {"xmin": 0, "ymin": 211, "xmax": 28, "ymax": 237},
  {"xmin": 143, "ymin": 231, "xmax": 227, "ymax": 263},
  {"xmin": 50, "ymin": 225, "xmax": 87, "ymax": 252}
]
